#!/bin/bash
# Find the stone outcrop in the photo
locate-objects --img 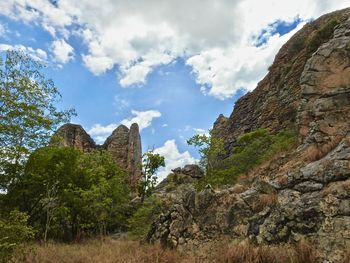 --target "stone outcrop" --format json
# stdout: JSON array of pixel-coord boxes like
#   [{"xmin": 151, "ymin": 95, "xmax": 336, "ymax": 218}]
[
  {"xmin": 54, "ymin": 123, "xmax": 142, "ymax": 190},
  {"xmin": 55, "ymin": 123, "xmax": 96, "ymax": 152},
  {"xmin": 147, "ymin": 8, "xmax": 350, "ymax": 263},
  {"xmin": 155, "ymin": 165, "xmax": 204, "ymax": 194},
  {"xmin": 212, "ymin": 8, "xmax": 350, "ymax": 157}
]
